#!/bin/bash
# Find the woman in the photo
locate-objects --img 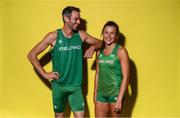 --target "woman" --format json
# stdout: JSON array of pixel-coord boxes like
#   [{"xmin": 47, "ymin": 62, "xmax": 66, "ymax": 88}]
[{"xmin": 94, "ymin": 21, "xmax": 130, "ymax": 117}]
